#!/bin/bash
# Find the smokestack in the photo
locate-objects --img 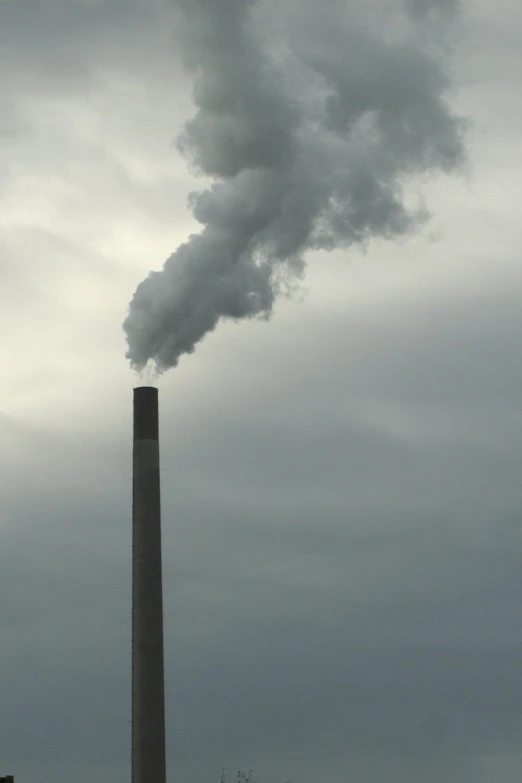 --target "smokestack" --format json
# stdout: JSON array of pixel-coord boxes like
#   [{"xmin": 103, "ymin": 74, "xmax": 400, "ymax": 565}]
[{"xmin": 132, "ymin": 386, "xmax": 166, "ymax": 783}]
